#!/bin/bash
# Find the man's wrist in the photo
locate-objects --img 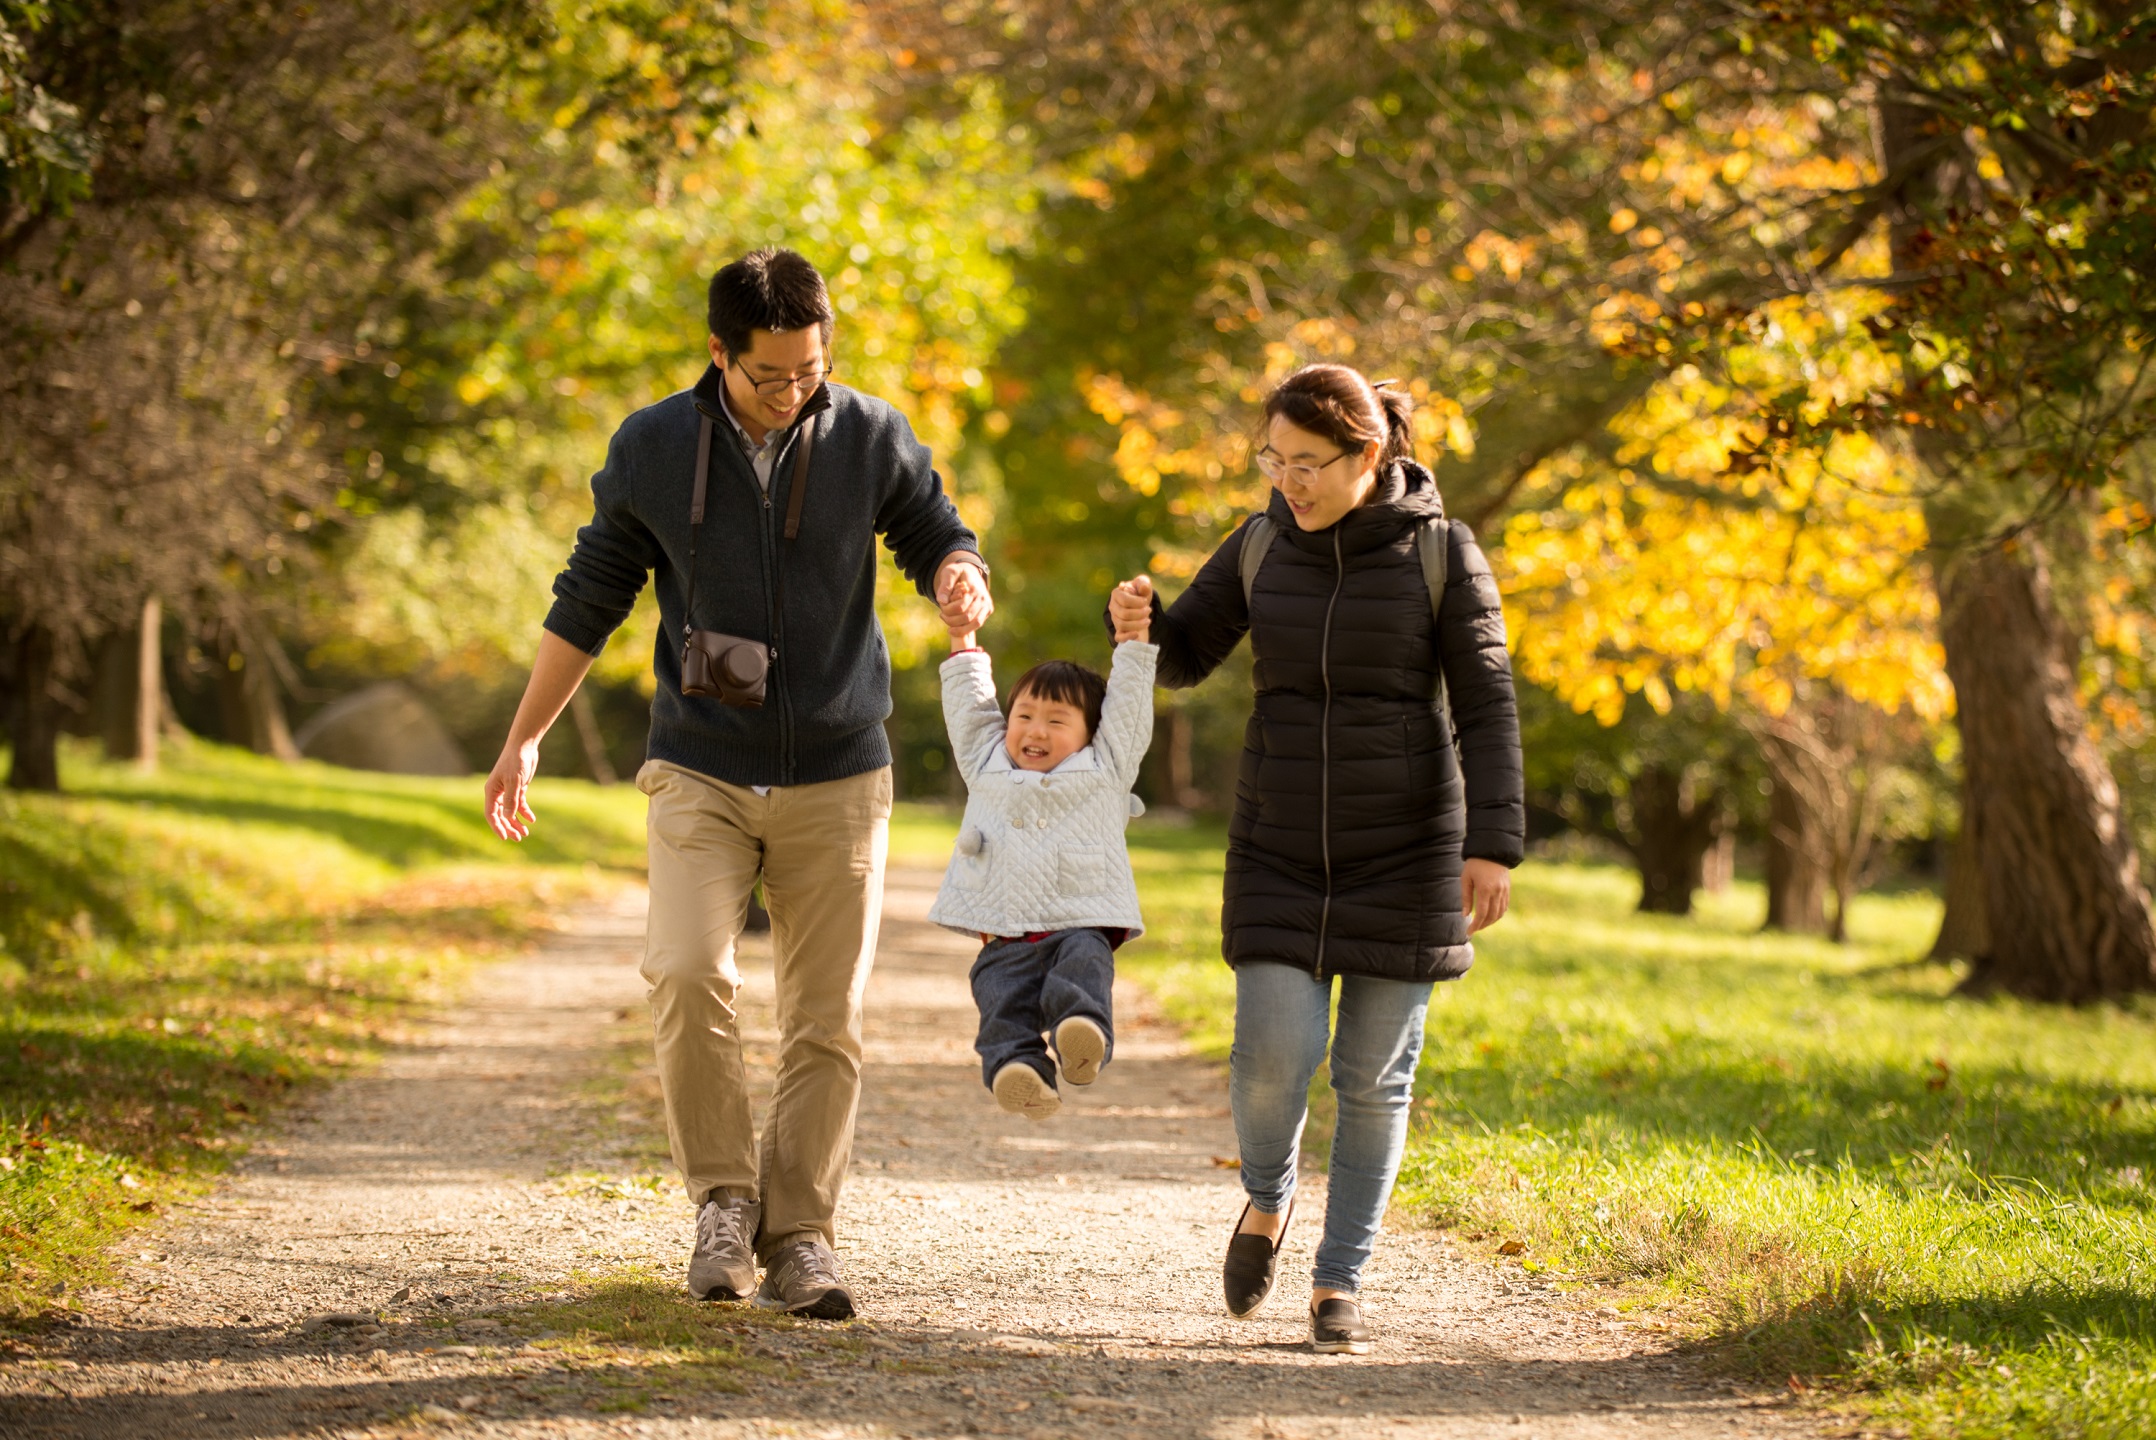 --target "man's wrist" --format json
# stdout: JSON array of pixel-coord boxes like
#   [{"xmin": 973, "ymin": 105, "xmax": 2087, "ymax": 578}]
[{"xmin": 939, "ymin": 549, "xmax": 990, "ymax": 578}]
